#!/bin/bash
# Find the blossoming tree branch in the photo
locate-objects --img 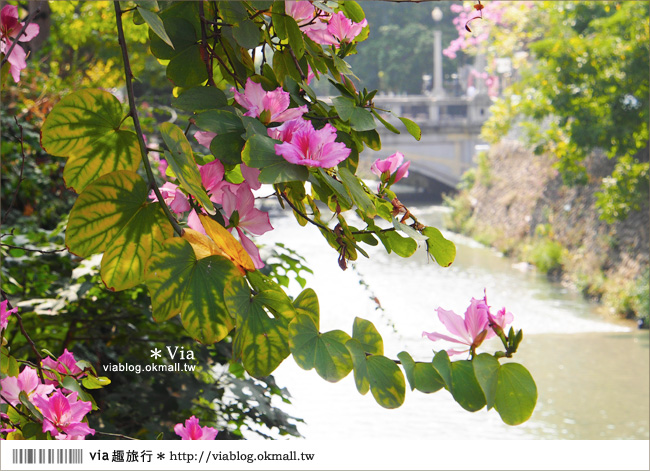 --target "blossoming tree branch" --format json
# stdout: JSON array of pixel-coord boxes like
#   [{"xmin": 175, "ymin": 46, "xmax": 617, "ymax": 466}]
[{"xmin": 1, "ymin": 0, "xmax": 537, "ymax": 440}]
